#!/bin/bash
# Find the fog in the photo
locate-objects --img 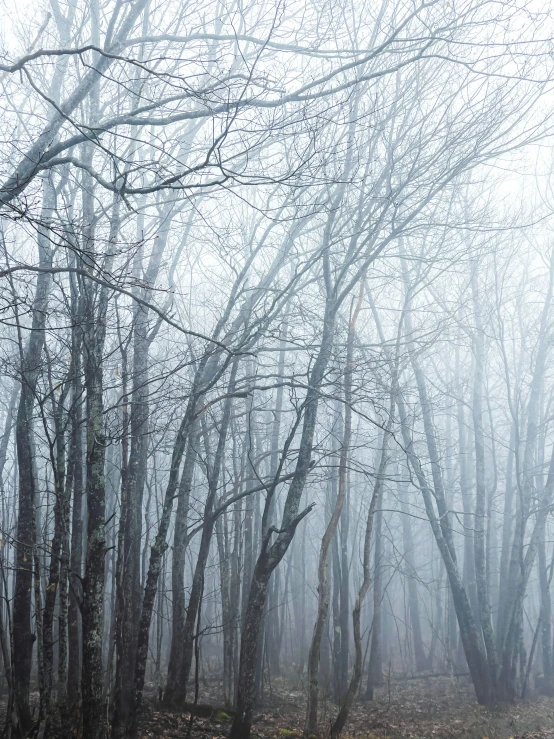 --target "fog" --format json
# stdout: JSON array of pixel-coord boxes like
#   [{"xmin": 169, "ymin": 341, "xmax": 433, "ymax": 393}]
[{"xmin": 1, "ymin": 1, "xmax": 554, "ymax": 738}]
